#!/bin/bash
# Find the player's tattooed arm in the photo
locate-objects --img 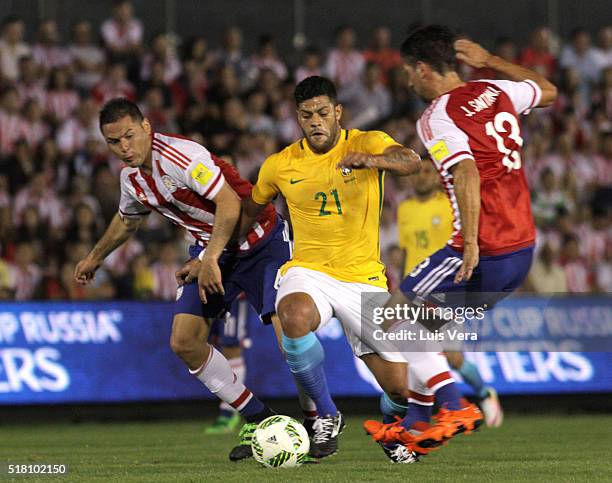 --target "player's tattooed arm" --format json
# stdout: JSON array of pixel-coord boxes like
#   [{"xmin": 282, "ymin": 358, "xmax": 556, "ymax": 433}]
[
  {"xmin": 454, "ymin": 39, "xmax": 557, "ymax": 107},
  {"xmin": 198, "ymin": 183, "xmax": 241, "ymax": 302},
  {"xmin": 337, "ymin": 146, "xmax": 421, "ymax": 175},
  {"xmin": 451, "ymin": 159, "xmax": 480, "ymax": 282},
  {"xmin": 74, "ymin": 214, "xmax": 142, "ymax": 284}
]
